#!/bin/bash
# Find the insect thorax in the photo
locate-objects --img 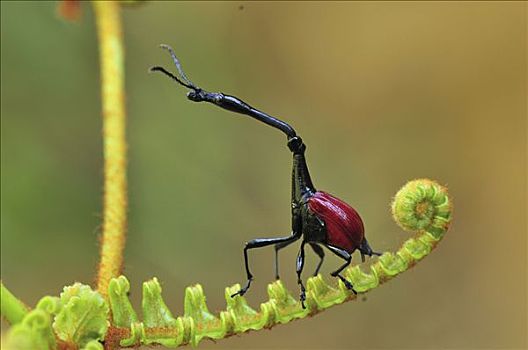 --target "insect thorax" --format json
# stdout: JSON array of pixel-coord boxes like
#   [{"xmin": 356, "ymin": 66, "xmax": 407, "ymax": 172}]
[{"xmin": 301, "ymin": 202, "xmax": 327, "ymax": 244}]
